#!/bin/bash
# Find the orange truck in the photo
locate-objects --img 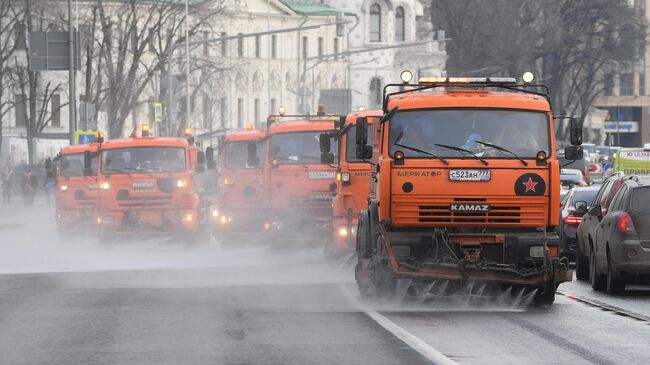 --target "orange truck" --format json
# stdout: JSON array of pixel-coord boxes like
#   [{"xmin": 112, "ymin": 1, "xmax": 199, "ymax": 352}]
[
  {"xmin": 91, "ymin": 125, "xmax": 213, "ymax": 242},
  {"xmin": 212, "ymin": 128, "xmax": 267, "ymax": 242},
  {"xmin": 353, "ymin": 75, "xmax": 583, "ymax": 305},
  {"xmin": 47, "ymin": 142, "xmax": 101, "ymax": 233},
  {"xmin": 262, "ymin": 110, "xmax": 343, "ymax": 245},
  {"xmin": 321, "ymin": 110, "xmax": 382, "ymax": 256}
]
